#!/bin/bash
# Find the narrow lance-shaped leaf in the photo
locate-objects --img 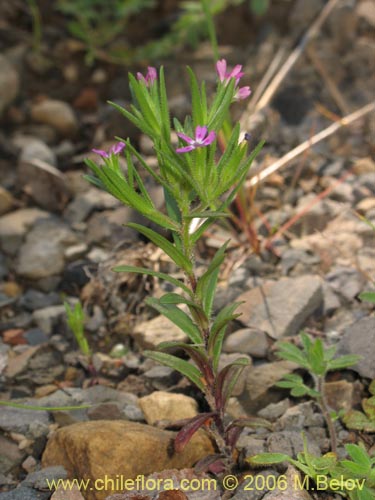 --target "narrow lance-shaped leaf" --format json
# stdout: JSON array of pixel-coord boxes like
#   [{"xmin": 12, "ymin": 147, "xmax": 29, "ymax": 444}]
[
  {"xmin": 146, "ymin": 297, "xmax": 203, "ymax": 345},
  {"xmin": 157, "ymin": 341, "xmax": 213, "ymax": 384},
  {"xmin": 126, "ymin": 223, "xmax": 192, "ymax": 273},
  {"xmin": 112, "ymin": 265, "xmax": 192, "ymax": 296},
  {"xmin": 143, "ymin": 351, "xmax": 205, "ymax": 391},
  {"xmin": 175, "ymin": 412, "xmax": 216, "ymax": 452}
]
